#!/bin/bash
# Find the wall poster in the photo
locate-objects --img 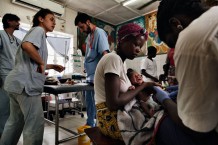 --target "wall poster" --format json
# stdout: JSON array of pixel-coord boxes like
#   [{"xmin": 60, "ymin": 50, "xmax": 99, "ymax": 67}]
[{"xmin": 145, "ymin": 11, "xmax": 169, "ymax": 54}]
